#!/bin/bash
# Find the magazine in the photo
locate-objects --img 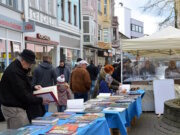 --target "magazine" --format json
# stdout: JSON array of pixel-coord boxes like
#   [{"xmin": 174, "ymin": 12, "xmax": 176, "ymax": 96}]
[
  {"xmin": 32, "ymin": 116, "xmax": 59, "ymax": 125},
  {"xmin": 46, "ymin": 124, "xmax": 78, "ymax": 135}
]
